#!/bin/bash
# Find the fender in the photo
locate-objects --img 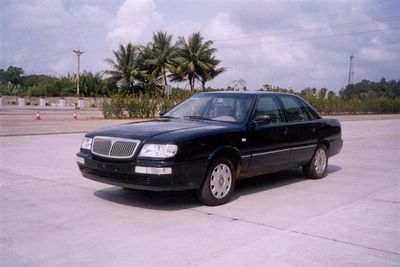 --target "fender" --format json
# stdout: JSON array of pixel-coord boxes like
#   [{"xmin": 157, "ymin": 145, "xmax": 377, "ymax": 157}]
[
  {"xmin": 208, "ymin": 145, "xmax": 242, "ymax": 161},
  {"xmin": 207, "ymin": 145, "xmax": 243, "ymax": 176}
]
